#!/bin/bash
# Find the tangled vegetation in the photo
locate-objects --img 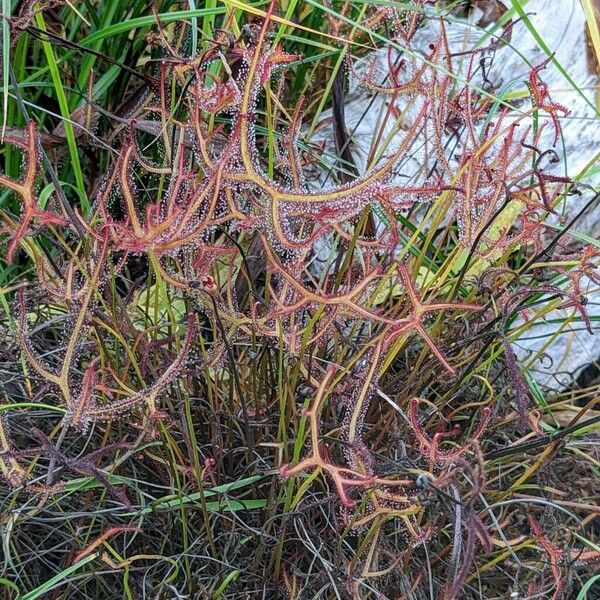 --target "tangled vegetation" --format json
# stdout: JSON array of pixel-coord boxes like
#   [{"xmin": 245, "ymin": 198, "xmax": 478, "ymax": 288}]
[{"xmin": 0, "ymin": 1, "xmax": 599, "ymax": 598}]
